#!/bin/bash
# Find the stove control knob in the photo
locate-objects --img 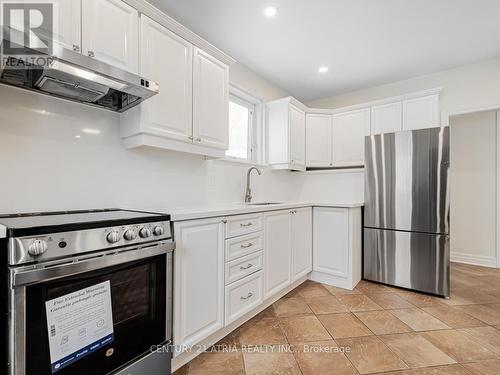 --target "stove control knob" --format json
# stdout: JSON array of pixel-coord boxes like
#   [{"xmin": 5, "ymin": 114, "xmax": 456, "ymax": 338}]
[
  {"xmin": 123, "ymin": 229, "xmax": 138, "ymax": 241},
  {"xmin": 139, "ymin": 227, "xmax": 152, "ymax": 238},
  {"xmin": 106, "ymin": 231, "xmax": 121, "ymax": 244},
  {"xmin": 28, "ymin": 239, "xmax": 48, "ymax": 256},
  {"xmin": 153, "ymin": 226, "xmax": 164, "ymax": 236}
]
